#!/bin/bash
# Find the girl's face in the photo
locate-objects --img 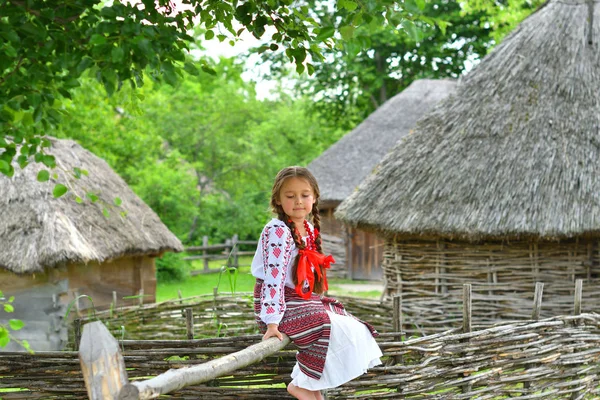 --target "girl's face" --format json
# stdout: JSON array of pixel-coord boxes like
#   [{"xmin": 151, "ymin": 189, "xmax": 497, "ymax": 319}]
[{"xmin": 277, "ymin": 177, "xmax": 316, "ymax": 225}]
